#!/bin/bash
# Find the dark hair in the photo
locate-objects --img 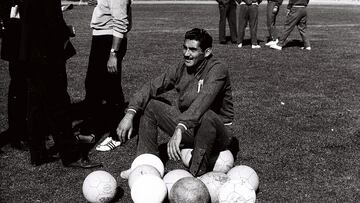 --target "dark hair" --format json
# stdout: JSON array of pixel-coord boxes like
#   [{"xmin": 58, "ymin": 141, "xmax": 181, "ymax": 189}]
[{"xmin": 184, "ymin": 28, "xmax": 213, "ymax": 51}]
